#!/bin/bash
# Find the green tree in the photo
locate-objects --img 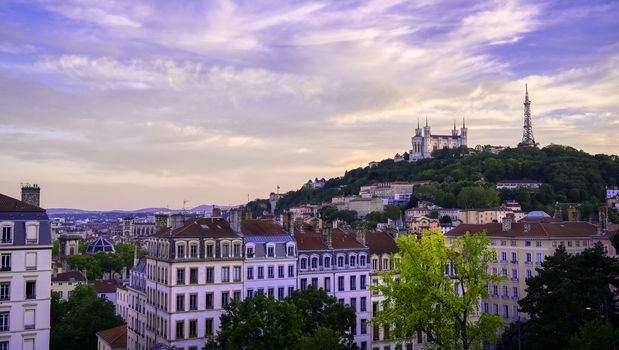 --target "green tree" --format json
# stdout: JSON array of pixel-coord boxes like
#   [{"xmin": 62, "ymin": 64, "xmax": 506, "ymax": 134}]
[
  {"xmin": 299, "ymin": 326, "xmax": 350, "ymax": 350},
  {"xmin": 211, "ymin": 292, "xmax": 304, "ymax": 350},
  {"xmin": 114, "ymin": 243, "xmax": 138, "ymax": 269},
  {"xmin": 52, "ymin": 240, "xmax": 60, "ymax": 256},
  {"xmin": 374, "ymin": 229, "xmax": 504, "ymax": 350},
  {"xmin": 456, "ymin": 186, "xmax": 500, "ymax": 209},
  {"xmin": 336, "ymin": 210, "xmax": 358, "ymax": 224},
  {"xmin": 569, "ymin": 320, "xmax": 619, "ymax": 350},
  {"xmin": 439, "ymin": 215, "xmax": 453, "ymax": 224},
  {"xmin": 383, "ymin": 205, "xmax": 402, "ymax": 221},
  {"xmin": 518, "ymin": 243, "xmax": 619, "ymax": 349},
  {"xmin": 318, "ymin": 206, "xmax": 339, "ymax": 223},
  {"xmin": 365, "ymin": 211, "xmax": 384, "ymax": 223},
  {"xmin": 288, "ymin": 286, "xmax": 357, "ymax": 348},
  {"xmin": 51, "ymin": 285, "xmax": 124, "ymax": 350}
]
